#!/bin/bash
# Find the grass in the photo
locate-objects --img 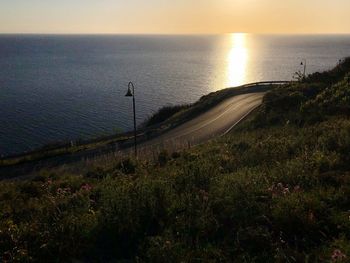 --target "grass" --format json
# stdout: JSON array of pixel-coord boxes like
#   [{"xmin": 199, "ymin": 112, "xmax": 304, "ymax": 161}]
[
  {"xmin": 0, "ymin": 134, "xmax": 131, "ymax": 167},
  {"xmin": 0, "ymin": 82, "xmax": 274, "ymax": 169},
  {"xmin": 152, "ymin": 83, "xmax": 275, "ymax": 130},
  {"xmin": 142, "ymin": 104, "xmax": 191, "ymax": 128},
  {"xmin": 0, "ymin": 58, "xmax": 350, "ymax": 262}
]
